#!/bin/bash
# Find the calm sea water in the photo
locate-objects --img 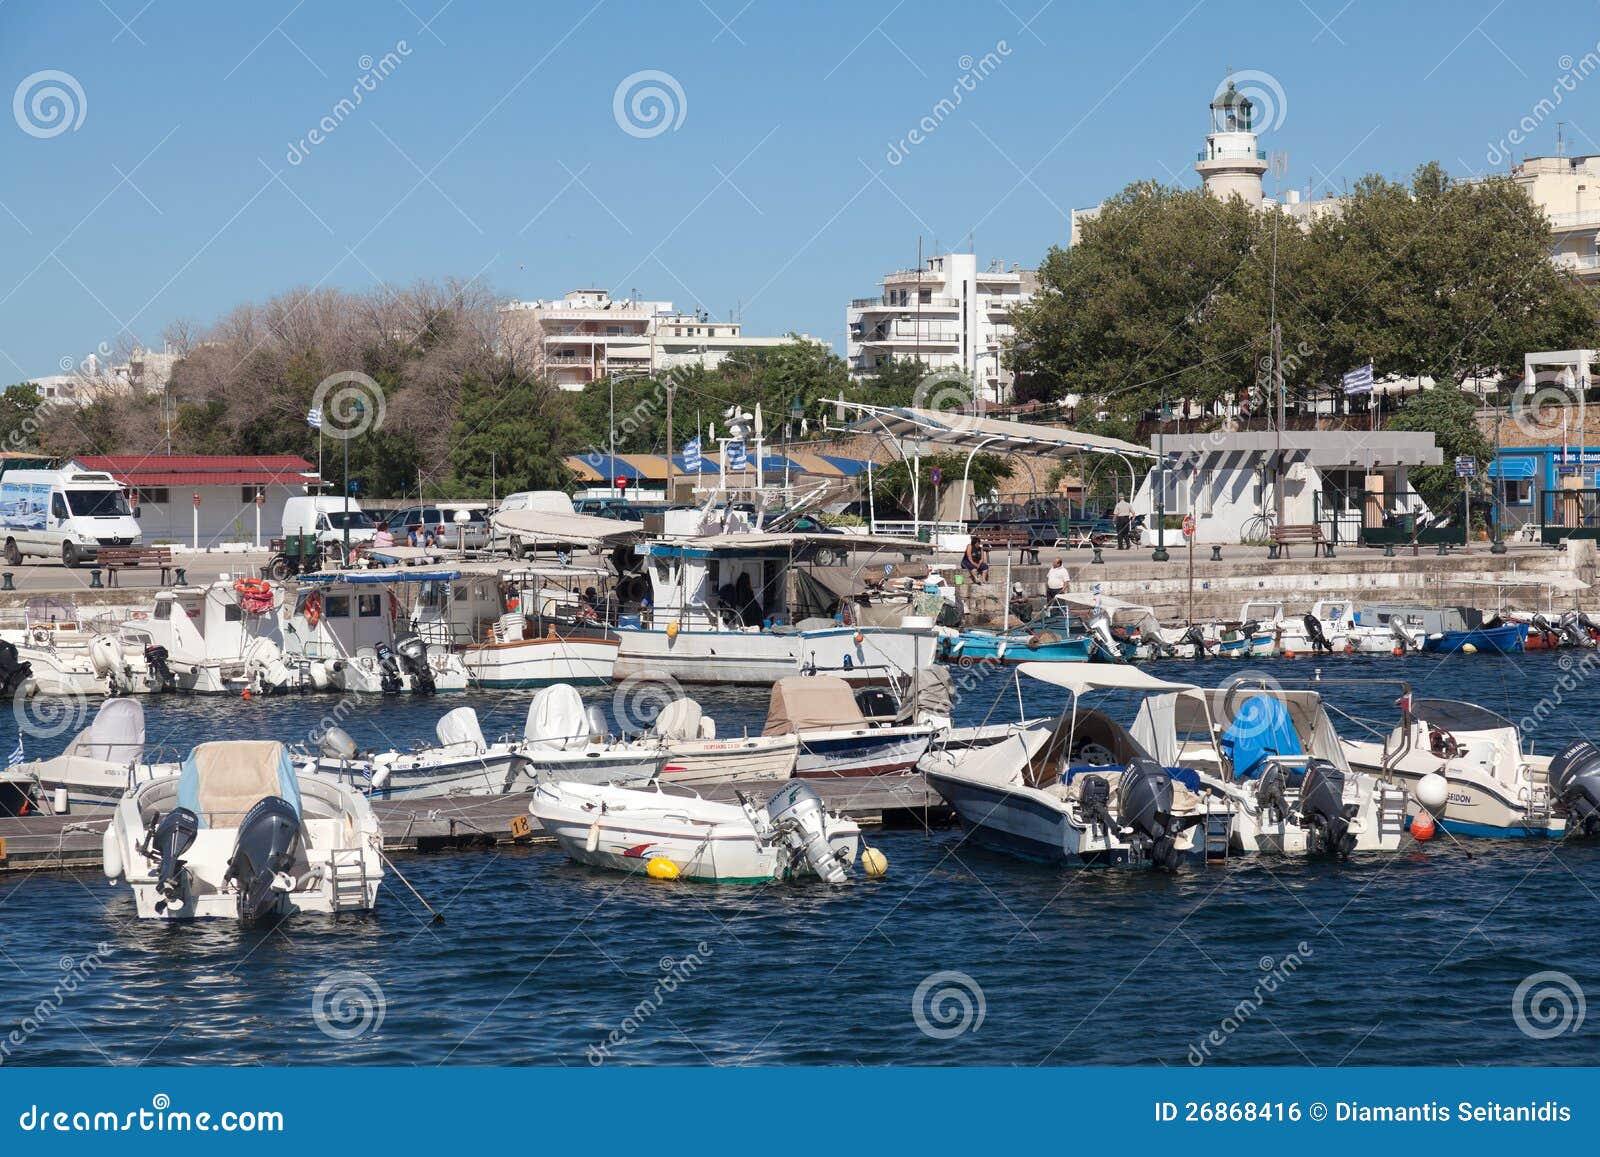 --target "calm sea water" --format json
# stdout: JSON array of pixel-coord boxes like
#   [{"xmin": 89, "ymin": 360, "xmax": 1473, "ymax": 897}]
[{"xmin": 3, "ymin": 652, "xmax": 1599, "ymax": 1067}]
